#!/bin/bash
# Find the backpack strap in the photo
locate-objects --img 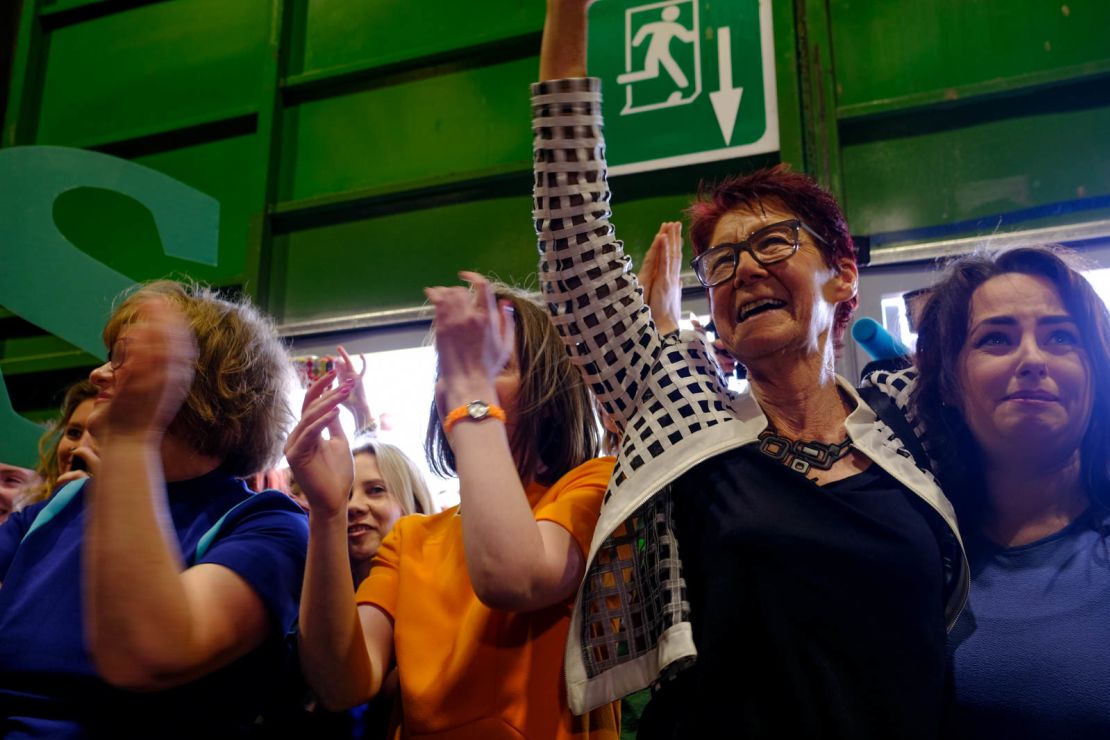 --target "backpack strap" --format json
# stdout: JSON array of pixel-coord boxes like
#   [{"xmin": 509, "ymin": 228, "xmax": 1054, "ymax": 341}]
[
  {"xmin": 190, "ymin": 496, "xmax": 258, "ymax": 564},
  {"xmin": 19, "ymin": 479, "xmax": 262, "ymax": 576},
  {"xmin": 20, "ymin": 478, "xmax": 88, "ymax": 544}
]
